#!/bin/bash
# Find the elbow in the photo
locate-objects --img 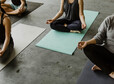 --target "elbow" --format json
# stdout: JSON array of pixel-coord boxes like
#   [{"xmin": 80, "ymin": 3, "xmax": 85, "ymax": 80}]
[{"xmin": 59, "ymin": 11, "xmax": 63, "ymax": 16}]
